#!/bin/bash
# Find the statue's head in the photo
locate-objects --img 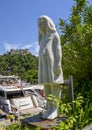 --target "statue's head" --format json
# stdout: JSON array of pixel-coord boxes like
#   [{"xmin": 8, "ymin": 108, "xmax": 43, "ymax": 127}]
[
  {"xmin": 38, "ymin": 15, "xmax": 56, "ymax": 34},
  {"xmin": 38, "ymin": 15, "xmax": 56, "ymax": 43}
]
